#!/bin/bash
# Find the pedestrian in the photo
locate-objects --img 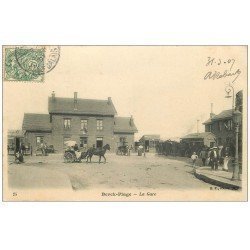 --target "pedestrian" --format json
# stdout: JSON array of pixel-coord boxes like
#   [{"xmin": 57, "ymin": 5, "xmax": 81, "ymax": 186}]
[
  {"xmin": 15, "ymin": 149, "xmax": 24, "ymax": 164},
  {"xmin": 199, "ymin": 148, "xmax": 207, "ymax": 166},
  {"xmin": 74, "ymin": 143, "xmax": 79, "ymax": 151},
  {"xmin": 210, "ymin": 147, "xmax": 219, "ymax": 170},
  {"xmin": 40, "ymin": 142, "xmax": 44, "ymax": 156},
  {"xmin": 222, "ymin": 146, "xmax": 230, "ymax": 172},
  {"xmin": 44, "ymin": 143, "xmax": 48, "ymax": 156},
  {"xmin": 191, "ymin": 152, "xmax": 198, "ymax": 171},
  {"xmin": 138, "ymin": 144, "xmax": 143, "ymax": 156}
]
